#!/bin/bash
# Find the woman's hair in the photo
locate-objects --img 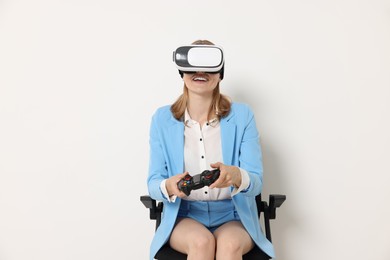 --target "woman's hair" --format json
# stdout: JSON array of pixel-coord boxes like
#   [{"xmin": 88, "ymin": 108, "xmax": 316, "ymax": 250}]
[{"xmin": 170, "ymin": 40, "xmax": 231, "ymax": 122}]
